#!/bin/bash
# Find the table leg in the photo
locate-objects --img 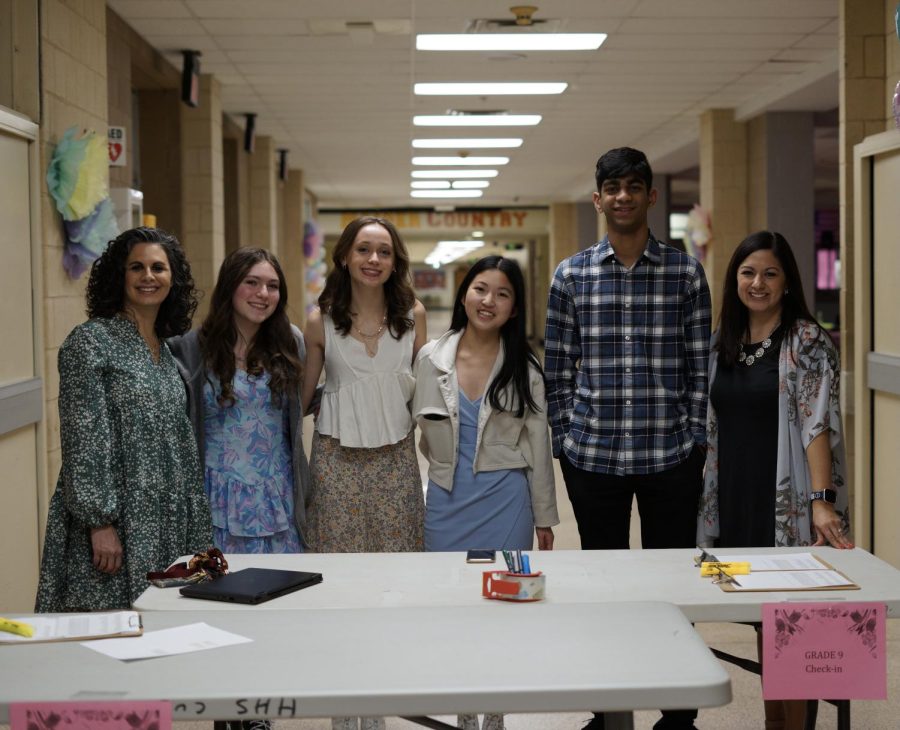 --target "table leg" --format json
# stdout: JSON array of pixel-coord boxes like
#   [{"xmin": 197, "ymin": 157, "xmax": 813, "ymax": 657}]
[{"xmin": 602, "ymin": 711, "xmax": 635, "ymax": 730}]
